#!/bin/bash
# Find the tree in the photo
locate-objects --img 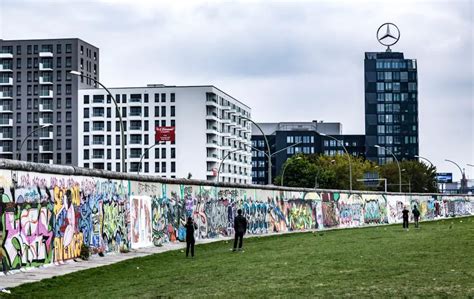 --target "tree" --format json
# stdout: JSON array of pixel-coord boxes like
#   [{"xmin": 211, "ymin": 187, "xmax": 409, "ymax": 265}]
[{"xmin": 275, "ymin": 154, "xmax": 437, "ymax": 193}]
